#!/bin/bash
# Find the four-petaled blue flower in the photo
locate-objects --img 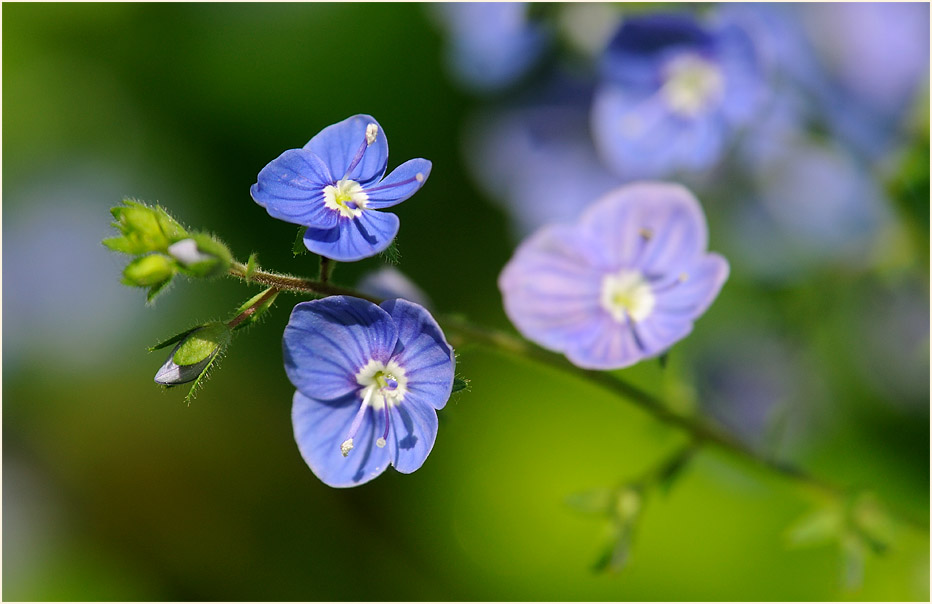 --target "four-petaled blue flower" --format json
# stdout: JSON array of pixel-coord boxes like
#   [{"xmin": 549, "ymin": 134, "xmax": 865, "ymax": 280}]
[
  {"xmin": 284, "ymin": 296, "xmax": 455, "ymax": 488},
  {"xmin": 591, "ymin": 14, "xmax": 761, "ymax": 180},
  {"xmin": 251, "ymin": 114, "xmax": 432, "ymax": 262},
  {"xmin": 498, "ymin": 182, "xmax": 729, "ymax": 370}
]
